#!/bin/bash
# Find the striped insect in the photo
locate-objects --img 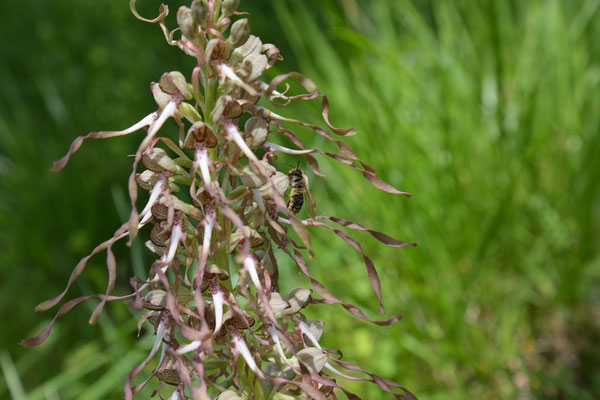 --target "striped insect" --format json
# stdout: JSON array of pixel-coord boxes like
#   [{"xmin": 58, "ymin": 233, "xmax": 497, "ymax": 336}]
[{"xmin": 286, "ymin": 163, "xmax": 316, "ymax": 218}]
